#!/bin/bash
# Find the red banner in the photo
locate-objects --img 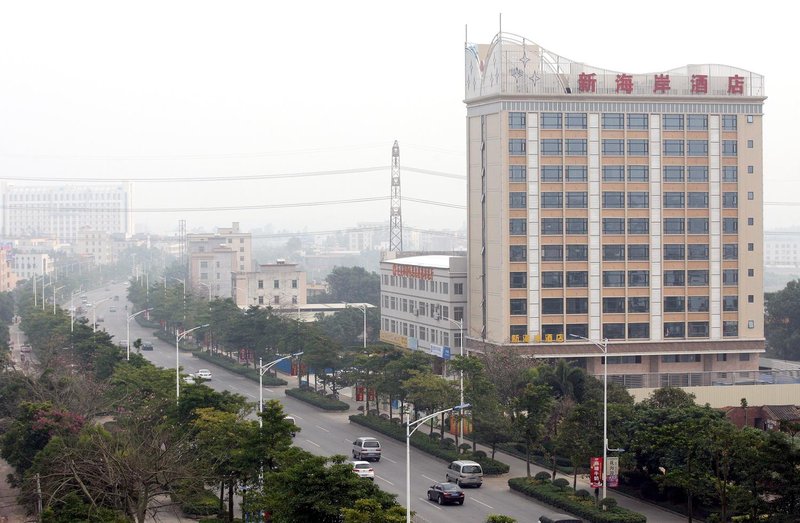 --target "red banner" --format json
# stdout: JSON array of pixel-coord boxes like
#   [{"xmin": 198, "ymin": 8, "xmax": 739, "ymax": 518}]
[
  {"xmin": 355, "ymin": 386, "xmax": 365, "ymax": 402},
  {"xmin": 589, "ymin": 457, "xmax": 604, "ymax": 488}
]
